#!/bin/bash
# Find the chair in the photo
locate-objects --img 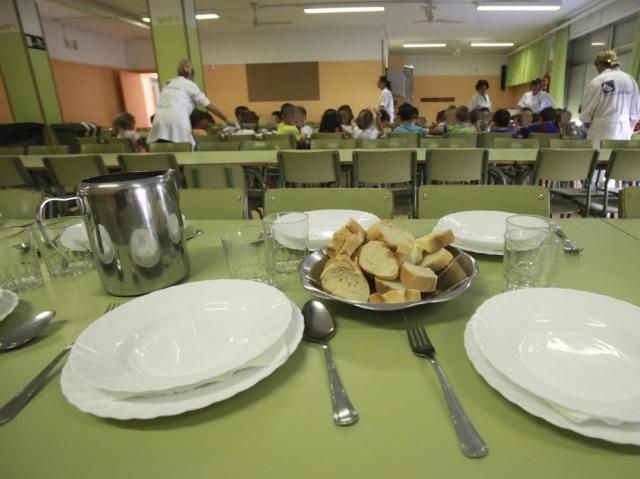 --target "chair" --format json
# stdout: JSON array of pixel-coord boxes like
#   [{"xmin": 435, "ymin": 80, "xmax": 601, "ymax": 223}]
[
  {"xmin": 148, "ymin": 142, "xmax": 192, "ymax": 153},
  {"xmin": 80, "ymin": 143, "xmax": 127, "ymax": 154},
  {"xmin": 117, "ymin": 153, "xmax": 181, "ymax": 184},
  {"xmin": 277, "ymin": 150, "xmax": 342, "ymax": 187},
  {"xmin": 264, "ymin": 134, "xmax": 296, "ymax": 148},
  {"xmin": 27, "ymin": 145, "xmax": 70, "ymax": 155},
  {"xmin": 0, "ymin": 146, "xmax": 26, "ymax": 155},
  {"xmin": 75, "ymin": 137, "xmax": 100, "ymax": 145},
  {"xmin": 357, "ymin": 137, "xmax": 412, "ymax": 149},
  {"xmin": 0, "ymin": 189, "xmax": 44, "ymax": 219},
  {"xmin": 179, "ymin": 188, "xmax": 244, "ymax": 219},
  {"xmin": 194, "ymin": 135, "xmax": 222, "ymax": 147},
  {"xmin": 196, "ymin": 141, "xmax": 240, "ymax": 151},
  {"xmin": 0, "ymin": 157, "xmax": 33, "ymax": 188},
  {"xmin": 226, "ymin": 134, "xmax": 256, "ymax": 142},
  {"xmin": 529, "ymin": 132, "xmax": 562, "ymax": 148},
  {"xmin": 601, "ymin": 139, "xmax": 640, "ymax": 149},
  {"xmin": 312, "ymin": 132, "xmax": 344, "ymax": 139},
  {"xmin": 240, "ymin": 140, "xmax": 292, "ymax": 150},
  {"xmin": 387, "ymin": 132, "xmax": 420, "ymax": 148},
  {"xmin": 493, "ymin": 138, "xmax": 540, "ymax": 149},
  {"xmin": 619, "ymin": 186, "xmax": 640, "ymax": 218},
  {"xmin": 424, "ymin": 149, "xmax": 489, "ymax": 184},
  {"xmin": 183, "ymin": 164, "xmax": 246, "ymax": 188},
  {"xmin": 477, "ymin": 132, "xmax": 515, "ymax": 148},
  {"xmin": 602, "ymin": 149, "xmax": 640, "ymax": 216},
  {"xmin": 447, "ymin": 132, "xmax": 478, "ymax": 147},
  {"xmin": 310, "ymin": 138, "xmax": 356, "ymax": 149},
  {"xmin": 532, "ymin": 148, "xmax": 598, "ymax": 217},
  {"xmin": 43, "ymin": 155, "xmax": 108, "ymax": 193},
  {"xmin": 417, "ymin": 185, "xmax": 550, "ymax": 218},
  {"xmin": 548, "ymin": 139, "xmax": 593, "ymax": 149},
  {"xmin": 420, "ymin": 137, "xmax": 467, "ymax": 148},
  {"xmin": 263, "ymin": 188, "xmax": 394, "ymax": 218},
  {"xmin": 99, "ymin": 128, "xmax": 113, "ymax": 139}
]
